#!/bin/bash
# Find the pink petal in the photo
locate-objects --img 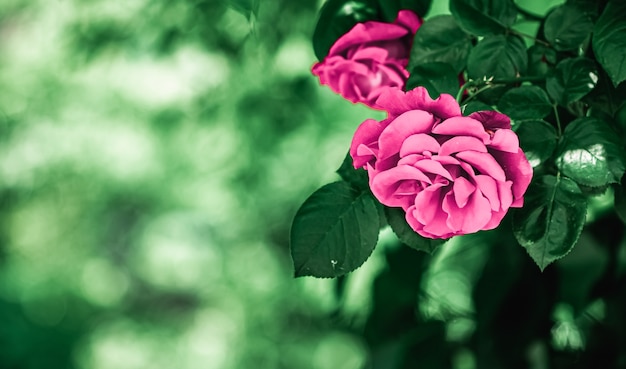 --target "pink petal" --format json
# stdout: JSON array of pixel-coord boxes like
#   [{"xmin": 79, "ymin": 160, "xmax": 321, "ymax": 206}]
[
  {"xmin": 414, "ymin": 160, "xmax": 453, "ymax": 181},
  {"xmin": 488, "ymin": 129, "xmax": 519, "ymax": 153},
  {"xmin": 432, "ymin": 117, "xmax": 491, "ymax": 143},
  {"xmin": 481, "ymin": 209, "xmax": 507, "ymax": 230},
  {"xmin": 339, "ymin": 73, "xmax": 360, "ymax": 102},
  {"xmin": 350, "ymin": 118, "xmax": 389, "ymax": 168},
  {"xmin": 395, "ymin": 10, "xmax": 422, "ymax": 33},
  {"xmin": 398, "ymin": 153, "xmax": 424, "ymax": 166},
  {"xmin": 474, "ymin": 175, "xmax": 500, "ymax": 211},
  {"xmin": 351, "ymin": 46, "xmax": 390, "ymax": 63},
  {"xmin": 433, "ymin": 155, "xmax": 461, "ymax": 166},
  {"xmin": 399, "ymin": 133, "xmax": 441, "ymax": 157},
  {"xmin": 490, "ymin": 149, "xmax": 533, "ymax": 200},
  {"xmin": 455, "ymin": 151, "xmax": 506, "ymax": 182},
  {"xmin": 374, "ymin": 87, "xmax": 461, "ymax": 120},
  {"xmin": 443, "ymin": 190, "xmax": 492, "ymax": 234},
  {"xmin": 328, "ymin": 22, "xmax": 410, "ymax": 57},
  {"xmin": 377, "ymin": 110, "xmax": 436, "ymax": 160},
  {"xmin": 497, "ymin": 180, "xmax": 513, "ymax": 210},
  {"xmin": 370, "ymin": 166, "xmax": 430, "ymax": 208},
  {"xmin": 469, "ymin": 110, "xmax": 511, "ymax": 130},
  {"xmin": 452, "ymin": 176, "xmax": 476, "ymax": 208},
  {"xmin": 405, "ymin": 205, "xmax": 454, "ymax": 239},
  {"xmin": 413, "ymin": 182, "xmax": 447, "ymax": 225},
  {"xmin": 439, "ymin": 136, "xmax": 487, "ymax": 156}
]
